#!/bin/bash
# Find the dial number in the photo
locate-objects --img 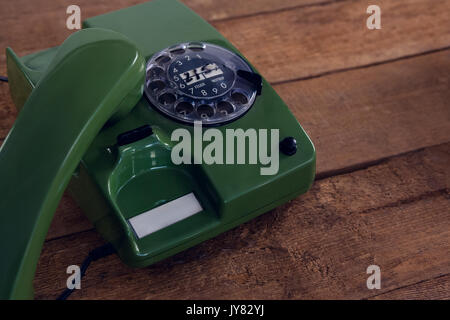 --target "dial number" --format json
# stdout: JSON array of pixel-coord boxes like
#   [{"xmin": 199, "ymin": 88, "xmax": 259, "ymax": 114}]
[{"xmin": 168, "ymin": 55, "xmax": 235, "ymax": 98}]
